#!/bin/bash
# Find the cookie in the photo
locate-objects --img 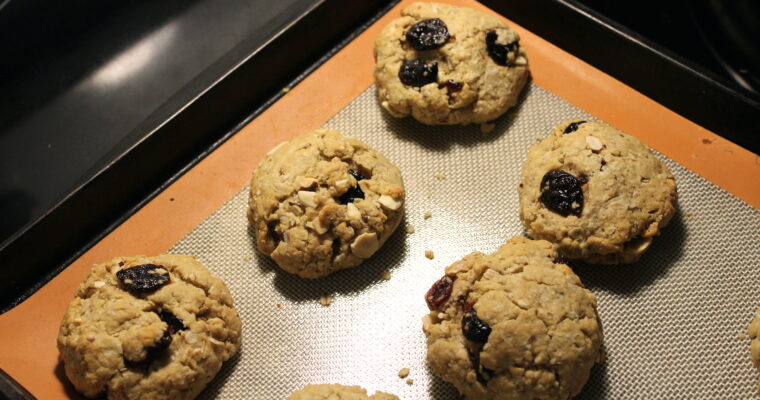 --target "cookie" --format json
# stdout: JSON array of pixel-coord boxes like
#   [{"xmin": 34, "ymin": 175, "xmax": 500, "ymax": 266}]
[
  {"xmin": 249, "ymin": 129, "xmax": 405, "ymax": 278},
  {"xmin": 423, "ymin": 237, "xmax": 603, "ymax": 400},
  {"xmin": 57, "ymin": 255, "xmax": 242, "ymax": 400},
  {"xmin": 749, "ymin": 309, "xmax": 760, "ymax": 391},
  {"xmin": 287, "ymin": 384, "xmax": 399, "ymax": 400},
  {"xmin": 518, "ymin": 120, "xmax": 678, "ymax": 264},
  {"xmin": 374, "ymin": 2, "xmax": 529, "ymax": 126}
]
